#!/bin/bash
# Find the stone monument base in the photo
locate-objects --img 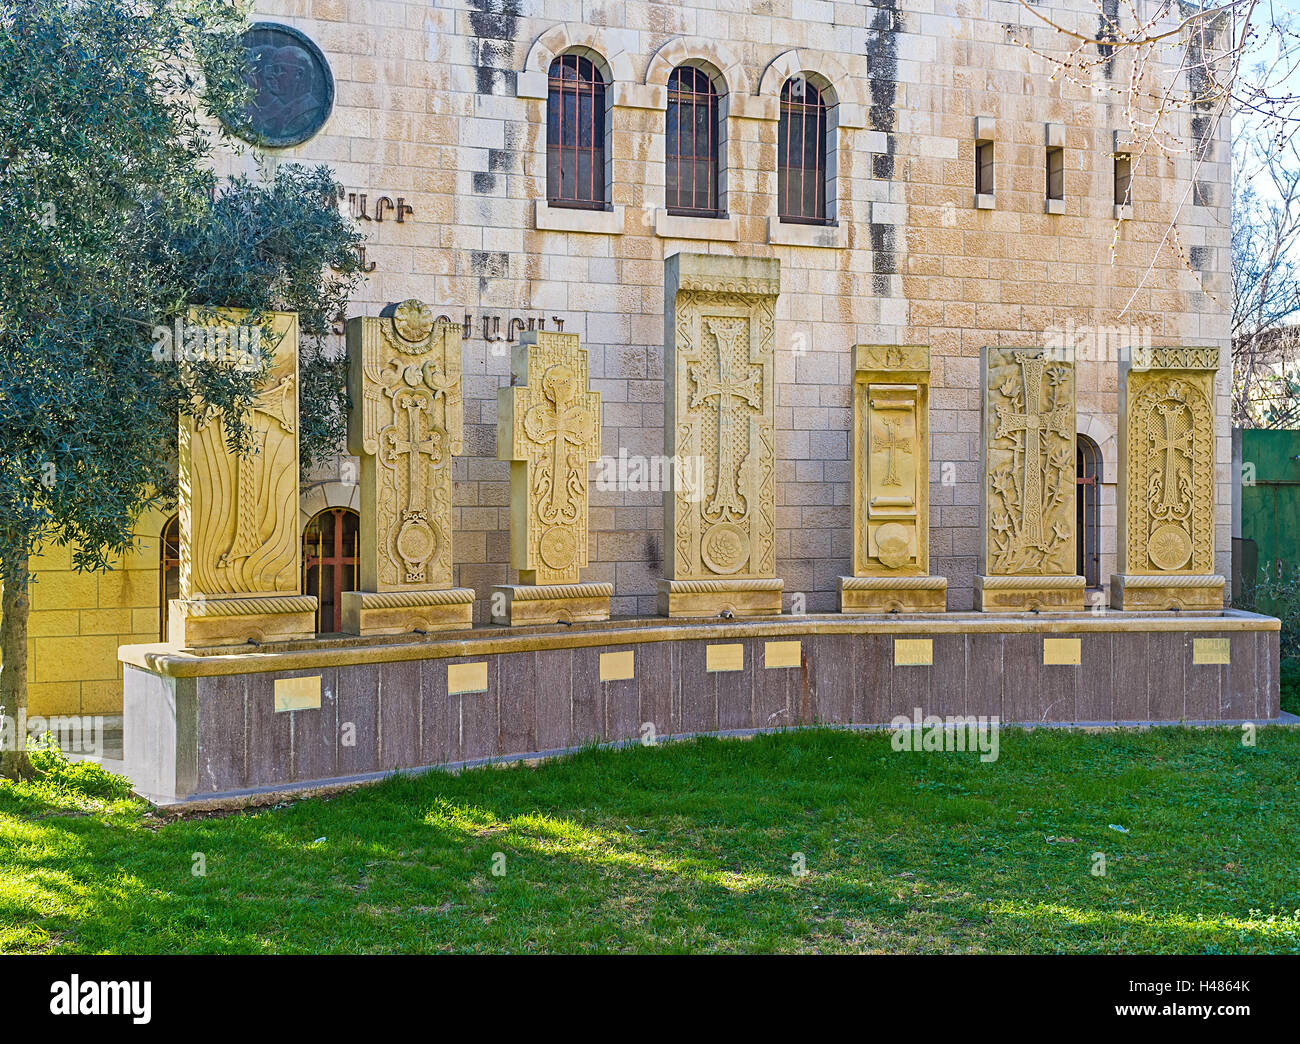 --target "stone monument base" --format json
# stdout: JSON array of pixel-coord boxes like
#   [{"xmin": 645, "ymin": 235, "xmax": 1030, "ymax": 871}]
[
  {"xmin": 341, "ymin": 588, "xmax": 475, "ymax": 636},
  {"xmin": 168, "ymin": 595, "xmax": 318, "ymax": 649},
  {"xmin": 491, "ymin": 583, "xmax": 612, "ymax": 626},
  {"xmin": 974, "ymin": 575, "xmax": 1086, "ymax": 612},
  {"xmin": 1111, "ymin": 574, "xmax": 1226, "ymax": 612},
  {"xmin": 657, "ymin": 577, "xmax": 784, "ymax": 617},
  {"xmin": 839, "ymin": 575, "xmax": 947, "ymax": 613}
]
